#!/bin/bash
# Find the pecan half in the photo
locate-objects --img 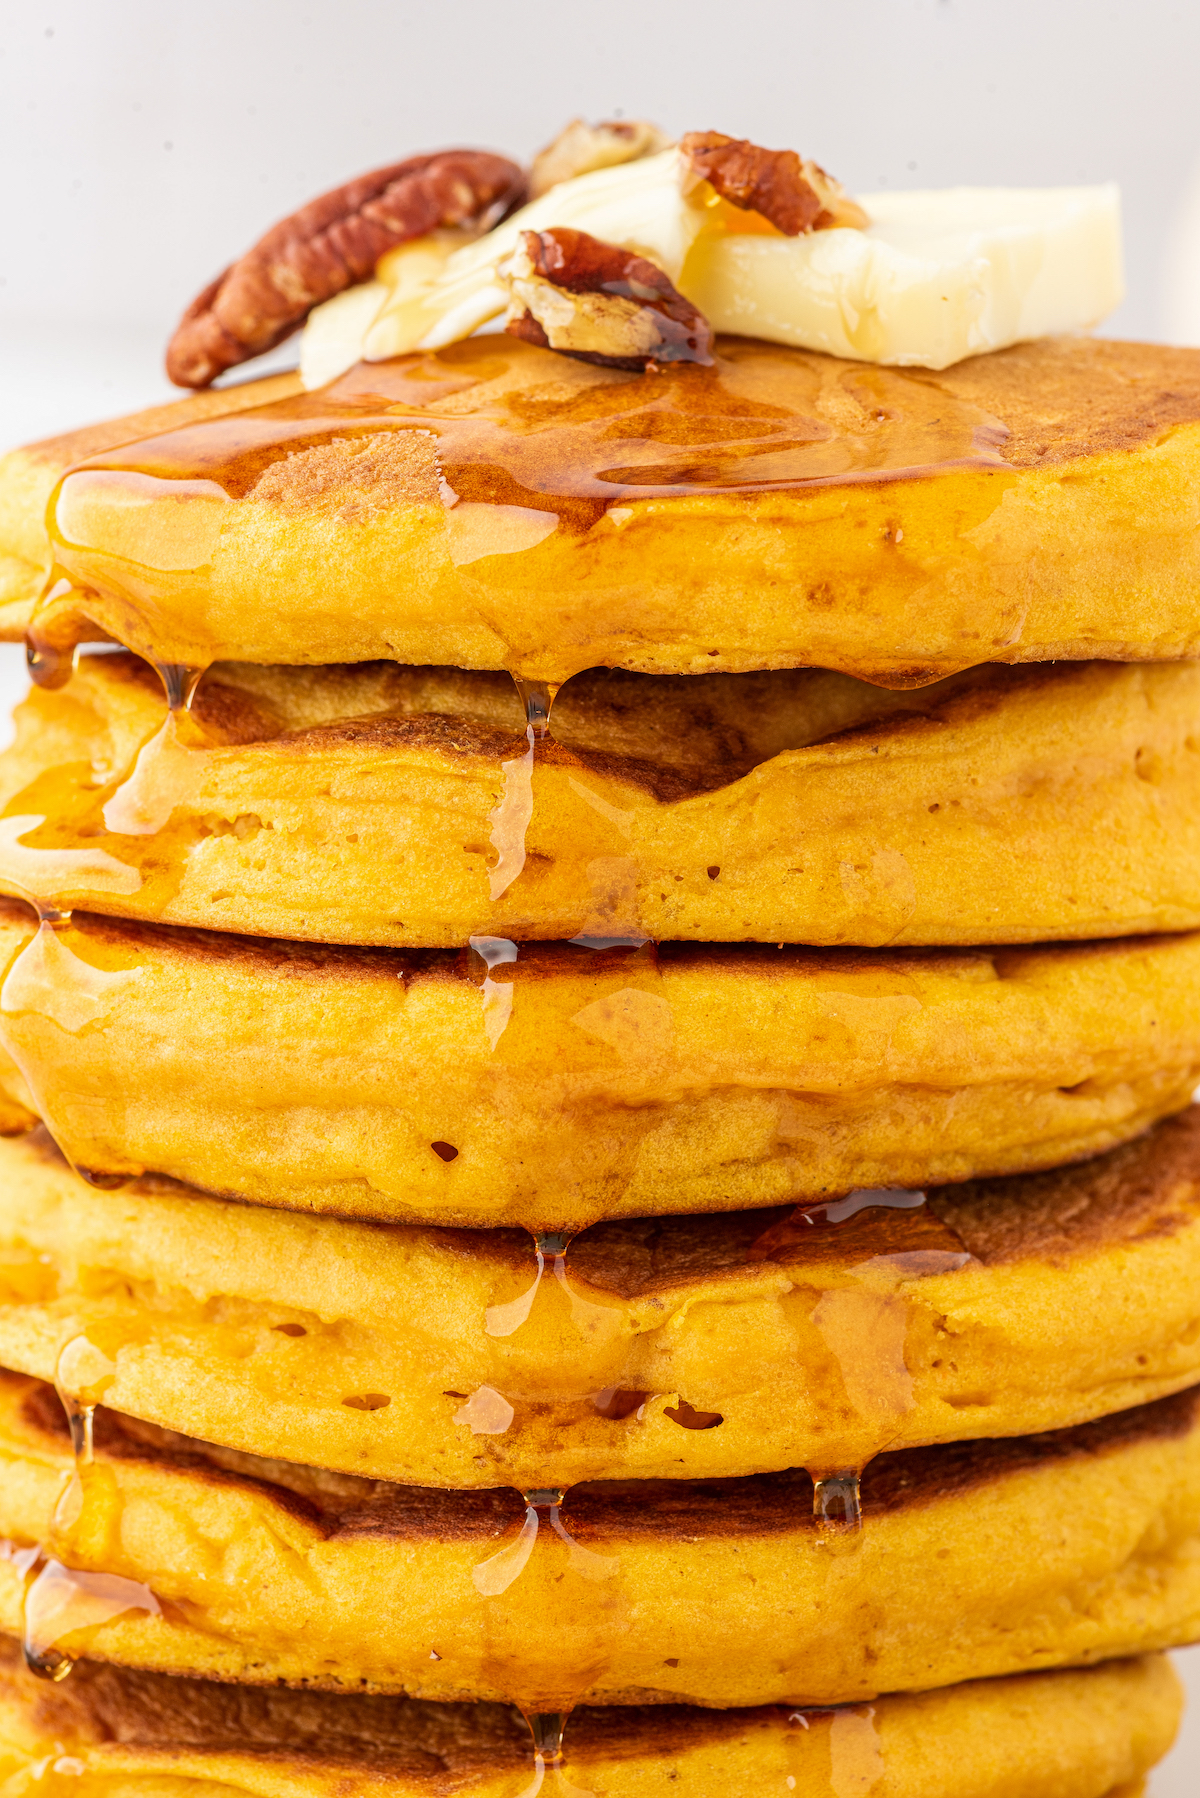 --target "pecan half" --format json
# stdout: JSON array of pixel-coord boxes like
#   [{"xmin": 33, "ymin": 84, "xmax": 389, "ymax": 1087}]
[
  {"xmin": 529, "ymin": 118, "xmax": 672, "ymax": 199},
  {"xmin": 680, "ymin": 130, "xmax": 868, "ymax": 234},
  {"xmin": 499, "ymin": 228, "xmax": 713, "ymax": 372},
  {"xmin": 166, "ymin": 150, "xmax": 526, "ymax": 388}
]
